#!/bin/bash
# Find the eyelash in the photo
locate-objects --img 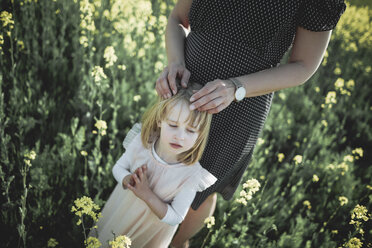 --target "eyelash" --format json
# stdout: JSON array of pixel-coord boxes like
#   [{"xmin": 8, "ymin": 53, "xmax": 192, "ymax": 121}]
[{"xmin": 168, "ymin": 124, "xmax": 196, "ymax": 133}]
